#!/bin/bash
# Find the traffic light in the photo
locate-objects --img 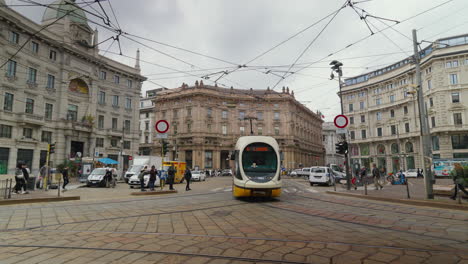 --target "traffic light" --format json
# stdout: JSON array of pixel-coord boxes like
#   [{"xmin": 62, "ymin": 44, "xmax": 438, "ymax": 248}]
[
  {"xmin": 335, "ymin": 141, "xmax": 348, "ymax": 154},
  {"xmin": 162, "ymin": 140, "xmax": 169, "ymax": 156},
  {"xmin": 49, "ymin": 143, "xmax": 56, "ymax": 154}
]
